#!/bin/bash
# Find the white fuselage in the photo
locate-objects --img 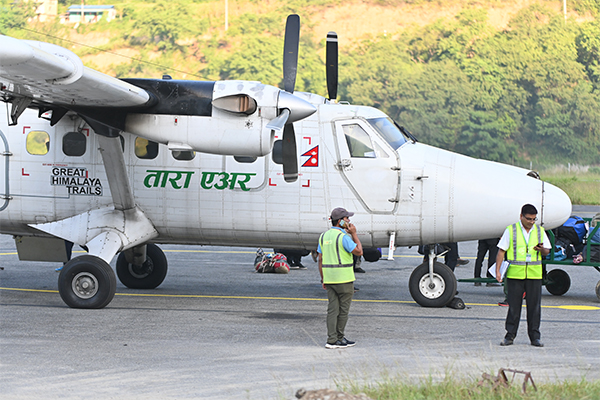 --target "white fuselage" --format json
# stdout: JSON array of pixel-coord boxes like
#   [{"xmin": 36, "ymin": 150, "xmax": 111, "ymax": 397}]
[{"xmin": 0, "ymin": 95, "xmax": 571, "ymax": 251}]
